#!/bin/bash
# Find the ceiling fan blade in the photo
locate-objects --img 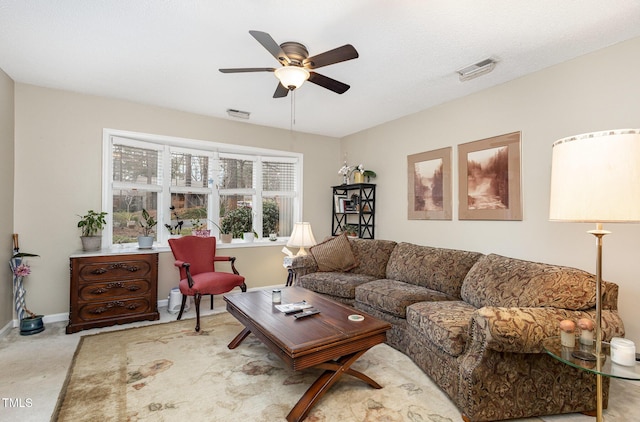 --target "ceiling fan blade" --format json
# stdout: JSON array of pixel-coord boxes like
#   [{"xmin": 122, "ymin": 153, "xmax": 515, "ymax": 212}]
[
  {"xmin": 303, "ymin": 44, "xmax": 359, "ymax": 69},
  {"xmin": 249, "ymin": 30, "xmax": 290, "ymax": 65},
  {"xmin": 273, "ymin": 83, "xmax": 289, "ymax": 98},
  {"xmin": 308, "ymin": 72, "xmax": 350, "ymax": 94},
  {"xmin": 219, "ymin": 67, "xmax": 276, "ymax": 73}
]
